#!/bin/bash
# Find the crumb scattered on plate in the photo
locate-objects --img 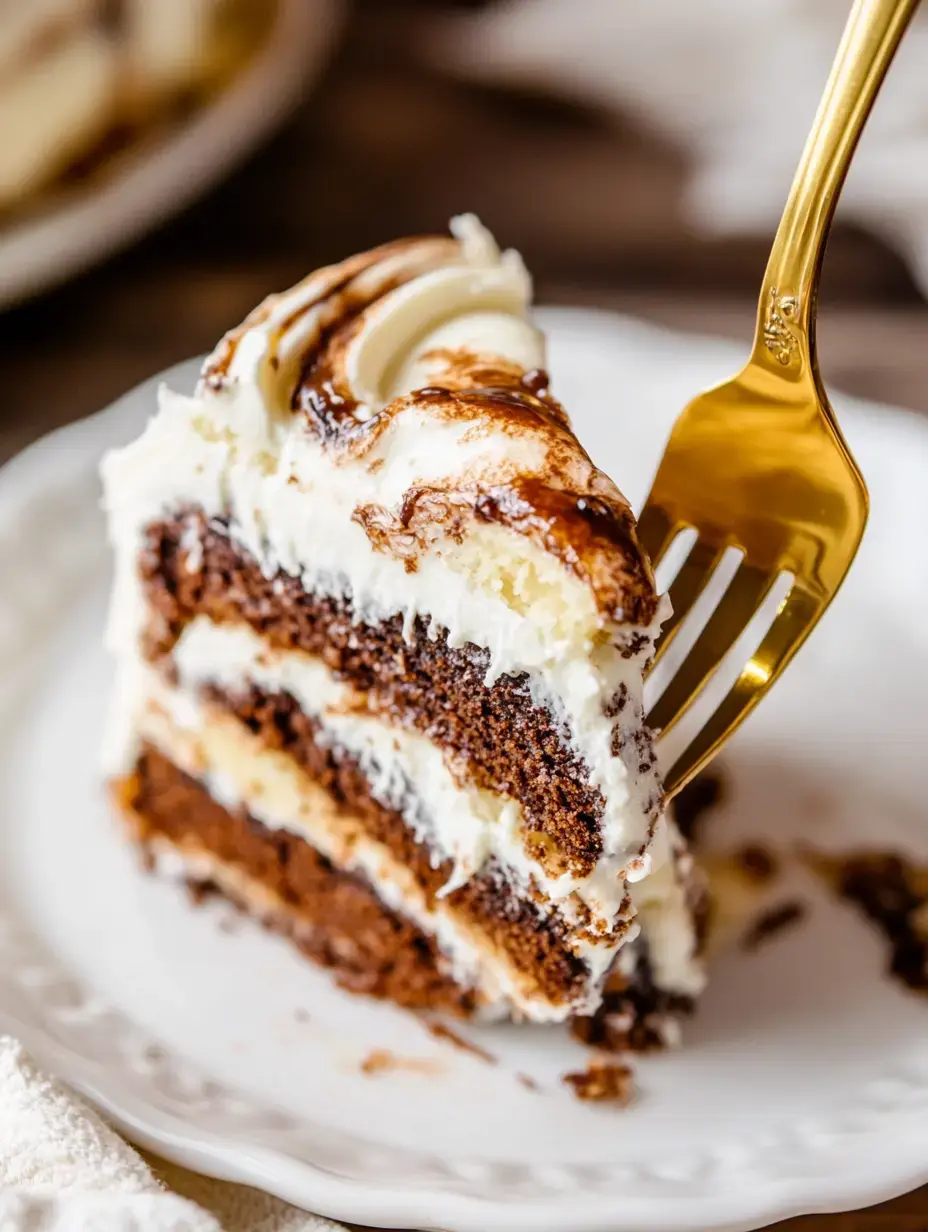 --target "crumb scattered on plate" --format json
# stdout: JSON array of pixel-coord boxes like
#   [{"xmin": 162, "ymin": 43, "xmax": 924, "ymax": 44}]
[
  {"xmin": 424, "ymin": 1020, "xmax": 496, "ymax": 1064},
  {"xmin": 735, "ymin": 843, "xmax": 780, "ymax": 883},
  {"xmin": 803, "ymin": 848, "xmax": 928, "ymax": 993},
  {"xmin": 700, "ymin": 843, "xmax": 787, "ymax": 957},
  {"xmin": 360, "ymin": 1049, "xmax": 442, "ymax": 1077},
  {"xmin": 562, "ymin": 1060, "xmax": 634, "ymax": 1105},
  {"xmin": 217, "ymin": 910, "xmax": 242, "ymax": 935},
  {"xmin": 741, "ymin": 899, "xmax": 807, "ymax": 952},
  {"xmin": 672, "ymin": 770, "xmax": 724, "ymax": 844}
]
